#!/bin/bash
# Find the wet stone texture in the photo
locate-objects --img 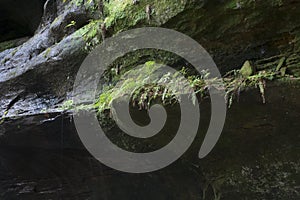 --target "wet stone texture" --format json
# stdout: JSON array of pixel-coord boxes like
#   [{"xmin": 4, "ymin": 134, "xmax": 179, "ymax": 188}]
[
  {"xmin": 0, "ymin": 81, "xmax": 299, "ymax": 200},
  {"xmin": 0, "ymin": 0, "xmax": 299, "ymax": 199}
]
